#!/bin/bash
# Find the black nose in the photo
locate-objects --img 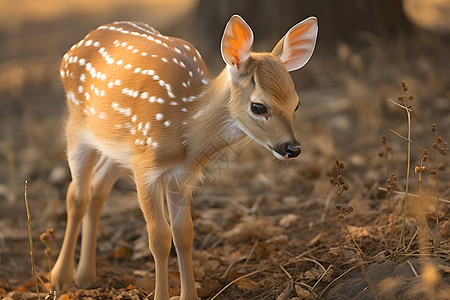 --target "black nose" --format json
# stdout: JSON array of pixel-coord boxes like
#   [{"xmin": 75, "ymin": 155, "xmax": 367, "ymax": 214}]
[{"xmin": 284, "ymin": 142, "xmax": 302, "ymax": 157}]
